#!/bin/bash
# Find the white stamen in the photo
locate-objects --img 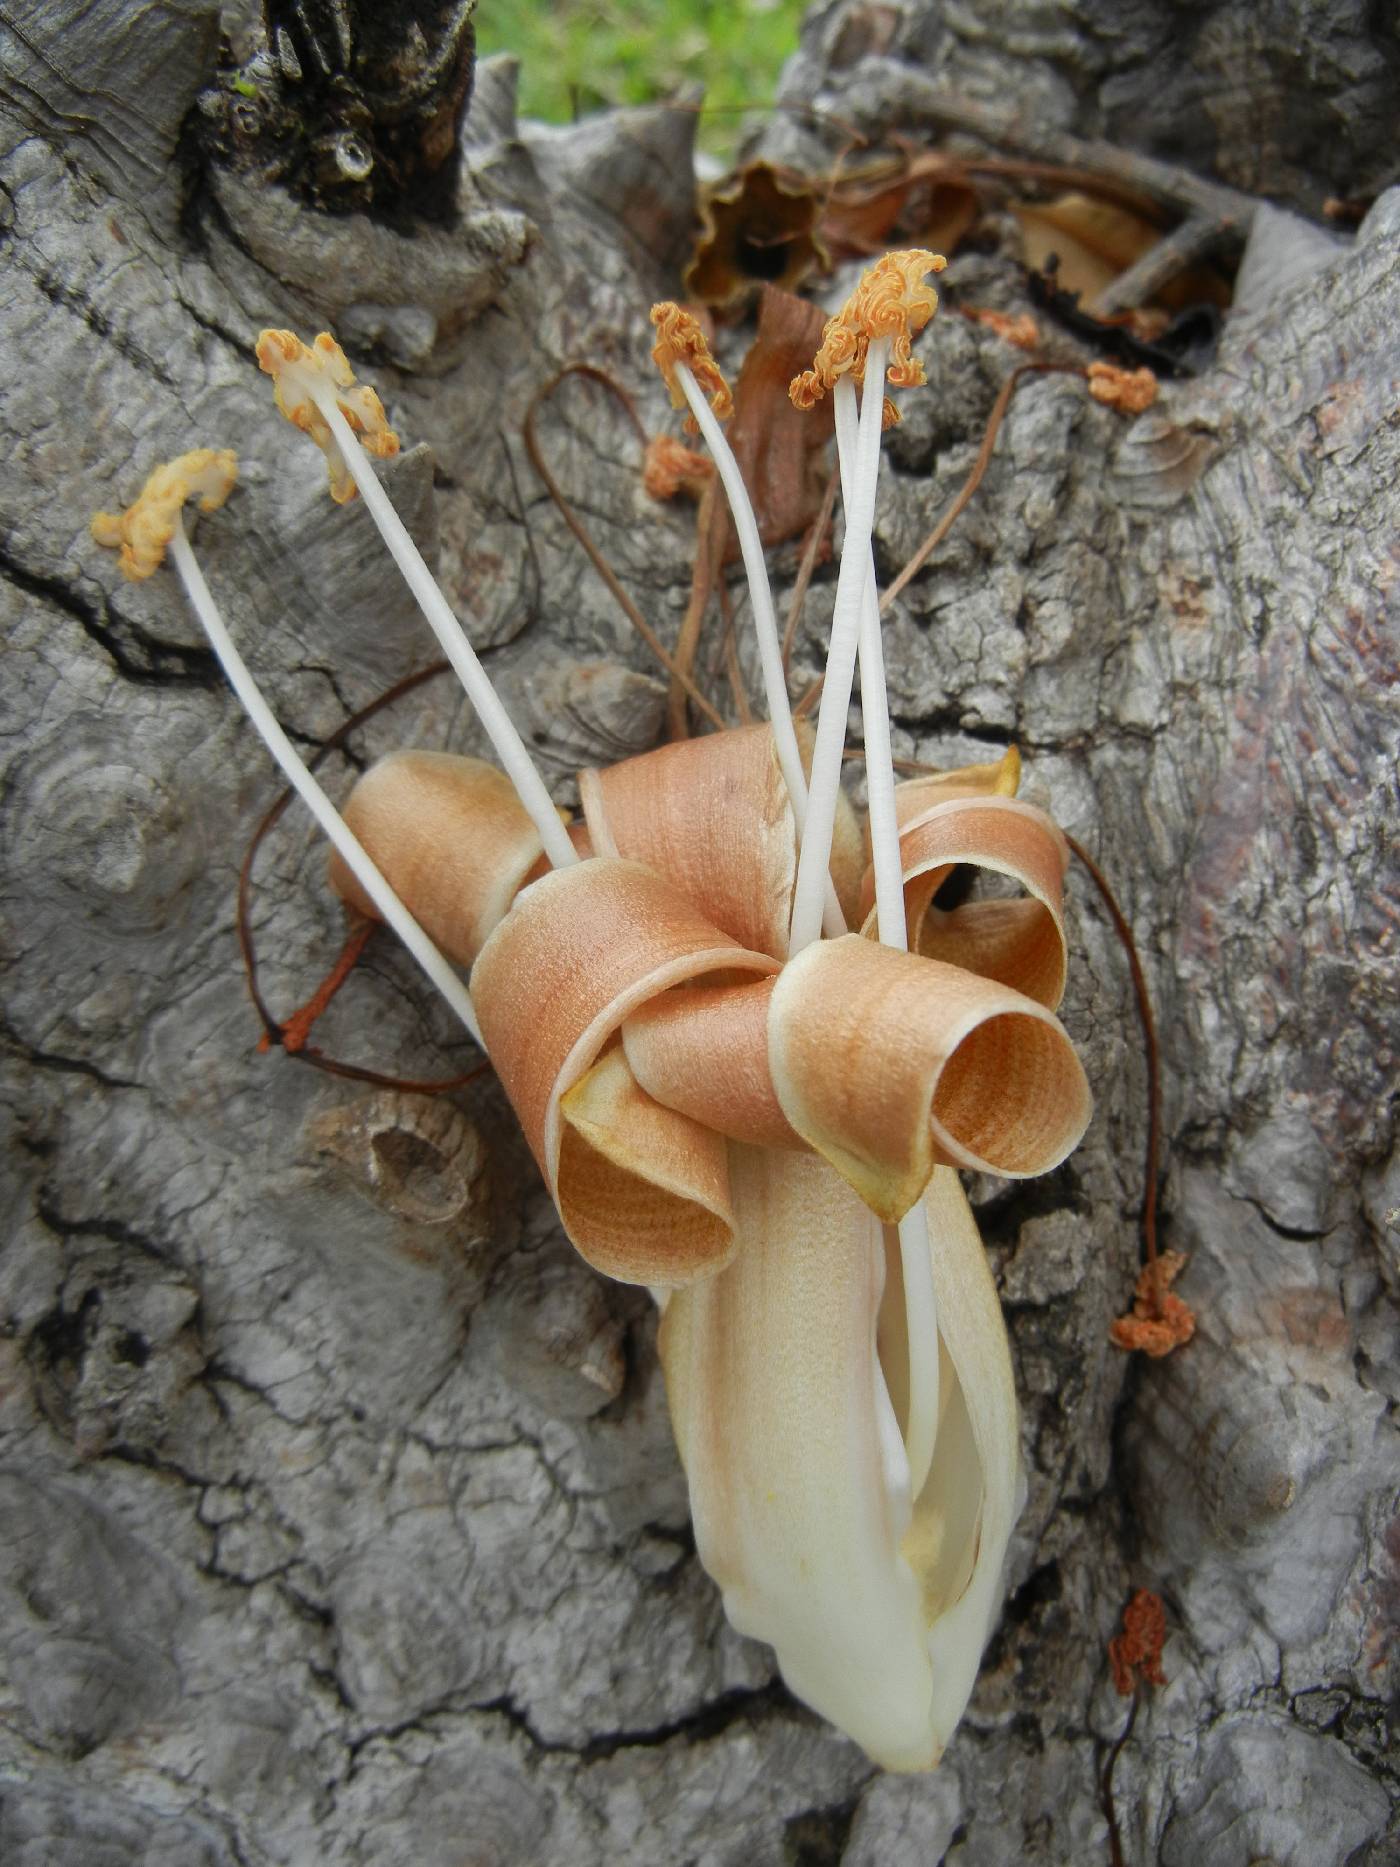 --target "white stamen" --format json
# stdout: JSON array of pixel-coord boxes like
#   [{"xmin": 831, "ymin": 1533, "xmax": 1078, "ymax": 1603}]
[
  {"xmin": 674, "ymin": 361, "xmax": 846, "ymax": 944},
  {"xmin": 789, "ymin": 334, "xmax": 891, "ymax": 954},
  {"xmin": 304, "ymin": 383, "xmax": 578, "ymax": 874},
  {"xmin": 169, "ymin": 516, "xmax": 485, "ymax": 1048},
  {"xmin": 831, "ymin": 373, "xmax": 940, "ymax": 1499}
]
